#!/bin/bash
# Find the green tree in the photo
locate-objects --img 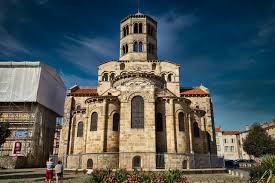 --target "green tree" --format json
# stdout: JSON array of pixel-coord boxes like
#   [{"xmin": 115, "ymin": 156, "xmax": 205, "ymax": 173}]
[
  {"xmin": 243, "ymin": 124, "xmax": 275, "ymax": 157},
  {"xmin": 0, "ymin": 122, "xmax": 11, "ymax": 147}
]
